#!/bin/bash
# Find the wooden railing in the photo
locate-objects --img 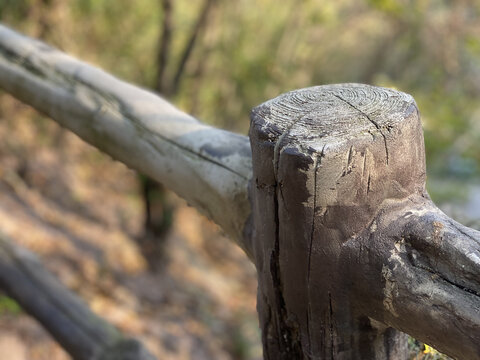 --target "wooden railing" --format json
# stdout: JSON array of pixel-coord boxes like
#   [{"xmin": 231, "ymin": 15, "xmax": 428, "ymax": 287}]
[{"xmin": 0, "ymin": 24, "xmax": 478, "ymax": 360}]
